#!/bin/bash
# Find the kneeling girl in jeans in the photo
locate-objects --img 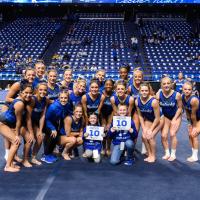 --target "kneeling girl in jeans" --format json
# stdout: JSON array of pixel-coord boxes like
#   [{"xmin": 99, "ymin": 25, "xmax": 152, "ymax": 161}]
[{"xmin": 109, "ymin": 104, "xmax": 138, "ymax": 166}]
